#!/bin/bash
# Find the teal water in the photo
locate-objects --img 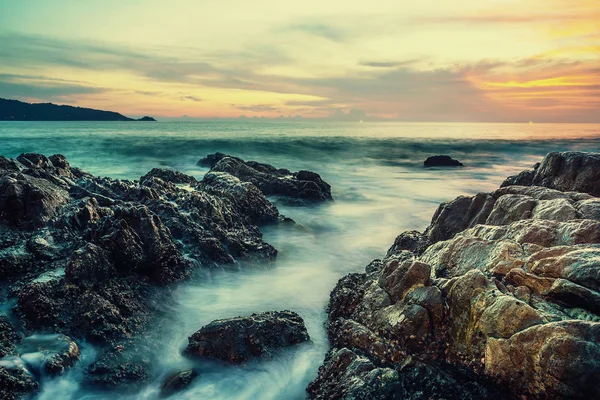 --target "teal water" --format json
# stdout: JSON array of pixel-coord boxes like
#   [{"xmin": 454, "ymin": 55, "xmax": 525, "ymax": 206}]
[{"xmin": 1, "ymin": 121, "xmax": 599, "ymax": 399}]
